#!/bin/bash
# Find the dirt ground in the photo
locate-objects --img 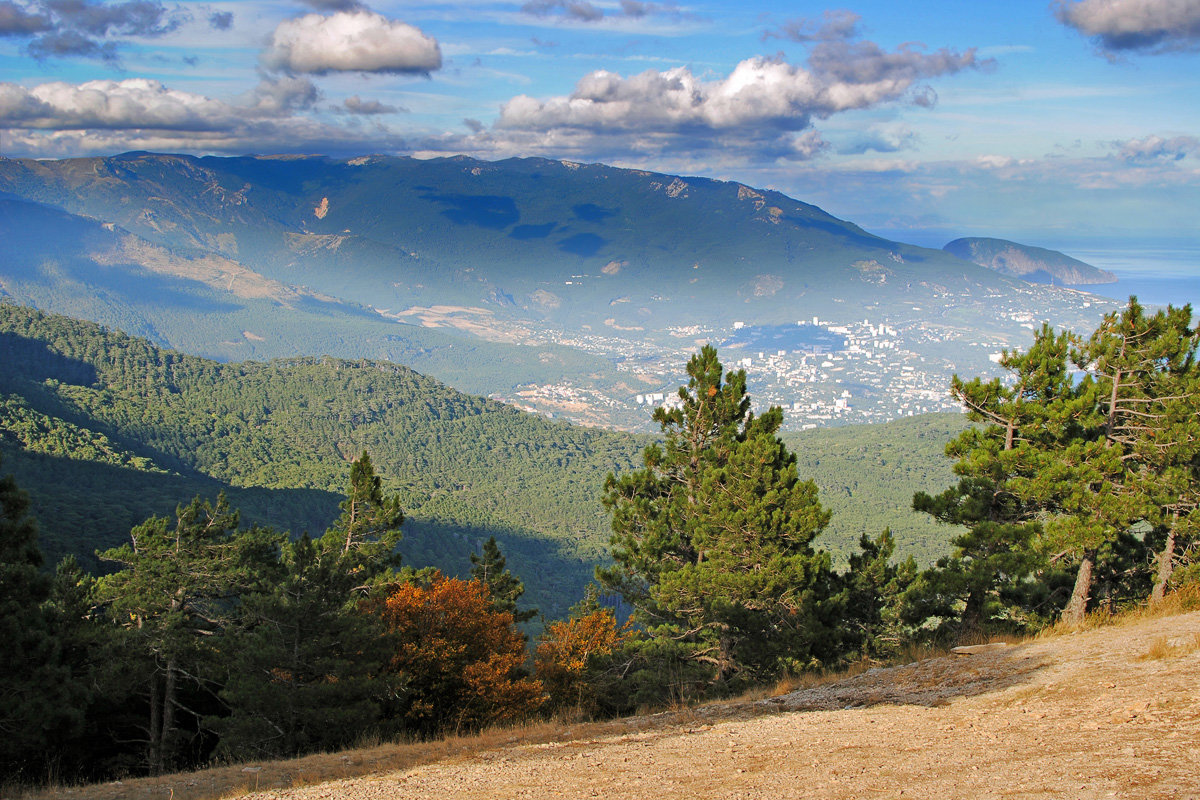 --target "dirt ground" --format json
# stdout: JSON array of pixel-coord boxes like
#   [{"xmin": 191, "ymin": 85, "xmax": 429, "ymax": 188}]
[
  {"xmin": 42, "ymin": 609, "xmax": 1200, "ymax": 800},
  {"xmin": 235, "ymin": 610, "xmax": 1200, "ymax": 800}
]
